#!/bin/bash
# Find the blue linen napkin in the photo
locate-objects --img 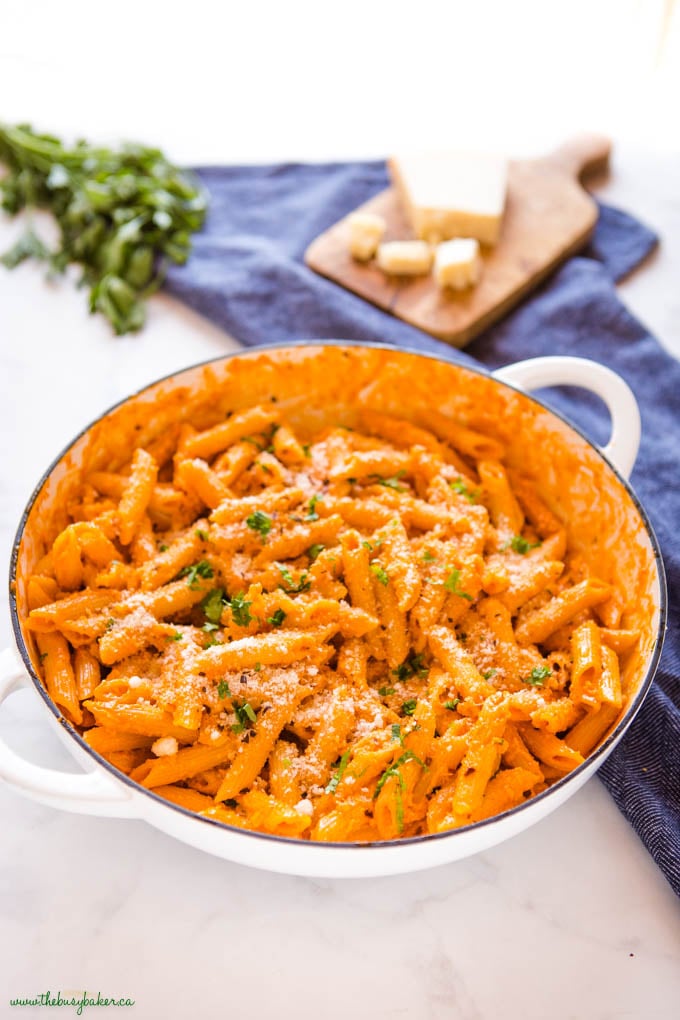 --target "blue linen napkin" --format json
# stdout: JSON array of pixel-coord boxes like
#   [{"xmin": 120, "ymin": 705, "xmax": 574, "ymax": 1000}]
[{"xmin": 165, "ymin": 161, "xmax": 679, "ymax": 896}]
